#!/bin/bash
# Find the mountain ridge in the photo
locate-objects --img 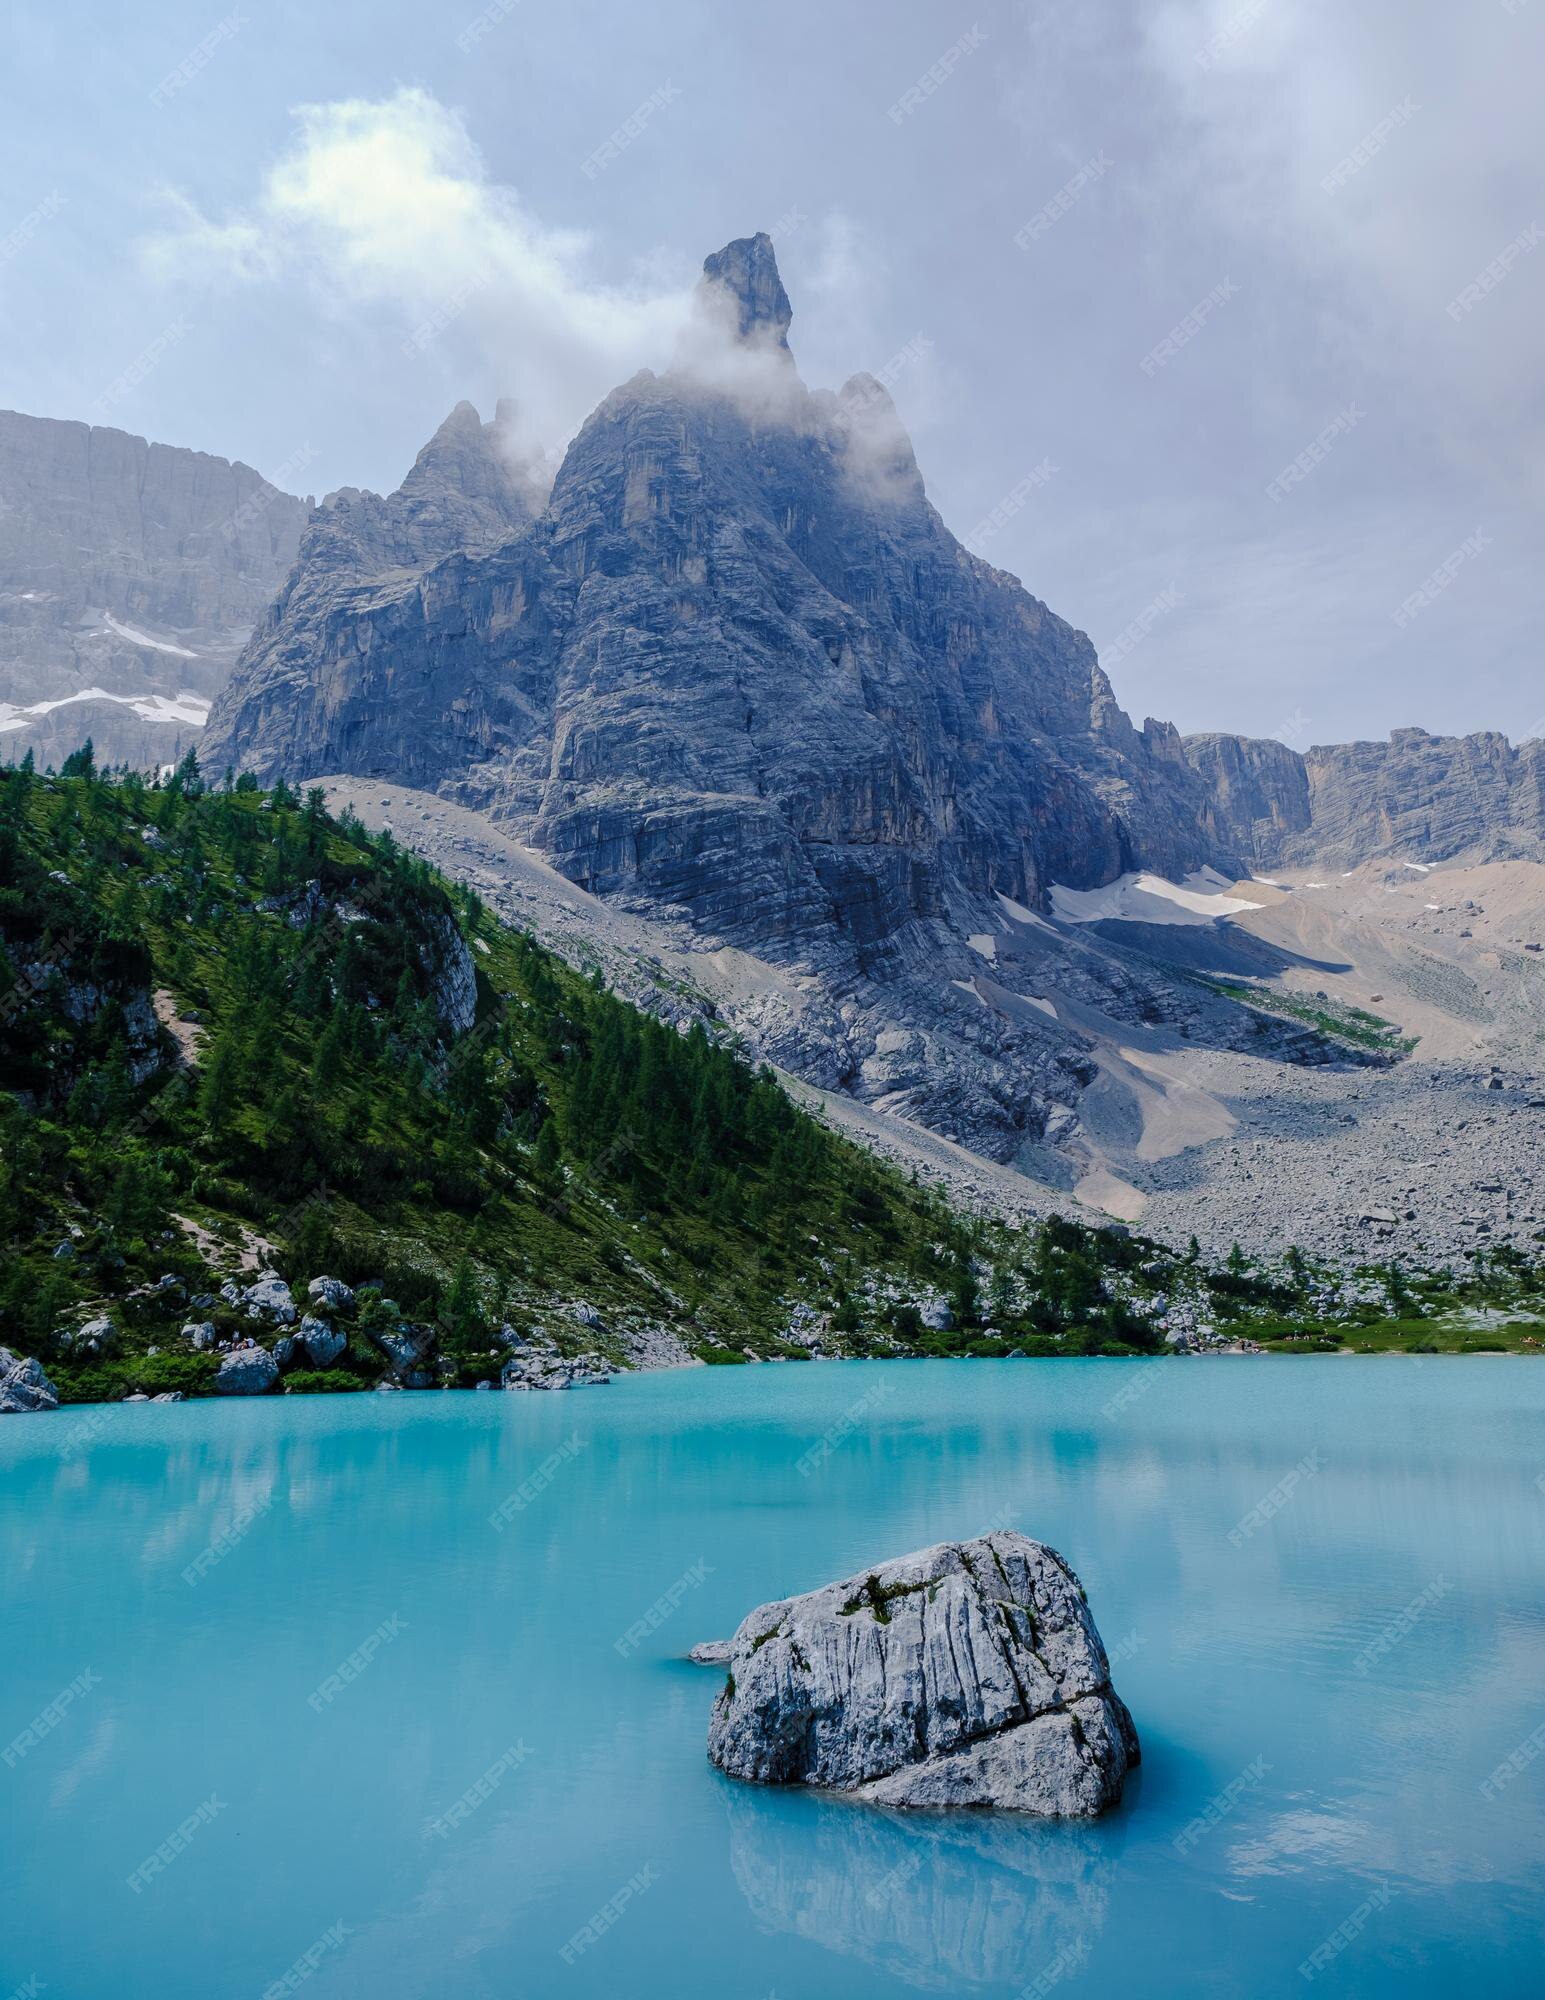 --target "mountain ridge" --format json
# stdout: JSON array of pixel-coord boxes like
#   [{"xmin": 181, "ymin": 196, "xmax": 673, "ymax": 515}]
[
  {"xmin": 1185, "ymin": 725, "xmax": 1545, "ymax": 868},
  {"xmin": 193, "ymin": 233, "xmax": 1545, "ymax": 1185},
  {"xmin": 203, "ymin": 235, "xmax": 1237, "ymax": 907},
  {"xmin": 8, "ymin": 237, "xmax": 1542, "ymax": 1225},
  {"xmin": 0, "ymin": 407, "xmax": 311, "ymax": 770}
]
